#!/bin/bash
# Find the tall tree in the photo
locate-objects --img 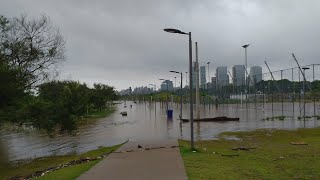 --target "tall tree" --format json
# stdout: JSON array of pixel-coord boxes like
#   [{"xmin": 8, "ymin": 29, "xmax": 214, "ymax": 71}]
[{"xmin": 1, "ymin": 14, "xmax": 65, "ymax": 89}]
